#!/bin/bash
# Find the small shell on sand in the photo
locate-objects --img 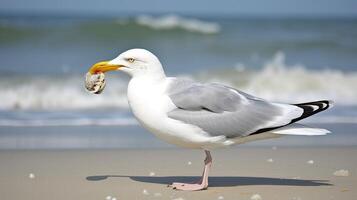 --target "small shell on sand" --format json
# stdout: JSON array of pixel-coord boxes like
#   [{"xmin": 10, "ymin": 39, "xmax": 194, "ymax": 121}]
[
  {"xmin": 105, "ymin": 196, "xmax": 111, "ymax": 200},
  {"xmin": 149, "ymin": 172, "xmax": 155, "ymax": 176},
  {"xmin": 111, "ymin": 198, "xmax": 117, "ymax": 200},
  {"xmin": 187, "ymin": 161, "xmax": 192, "ymax": 165},
  {"xmin": 218, "ymin": 195, "xmax": 224, "ymax": 199},
  {"xmin": 267, "ymin": 158, "xmax": 274, "ymax": 163},
  {"xmin": 28, "ymin": 173, "xmax": 35, "ymax": 179},
  {"xmin": 307, "ymin": 160, "xmax": 314, "ymax": 164},
  {"xmin": 85, "ymin": 72, "xmax": 106, "ymax": 94},
  {"xmin": 142, "ymin": 189, "xmax": 150, "ymax": 195},
  {"xmin": 250, "ymin": 194, "xmax": 262, "ymax": 200},
  {"xmin": 172, "ymin": 198, "xmax": 185, "ymax": 200},
  {"xmin": 333, "ymin": 169, "xmax": 350, "ymax": 177}
]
